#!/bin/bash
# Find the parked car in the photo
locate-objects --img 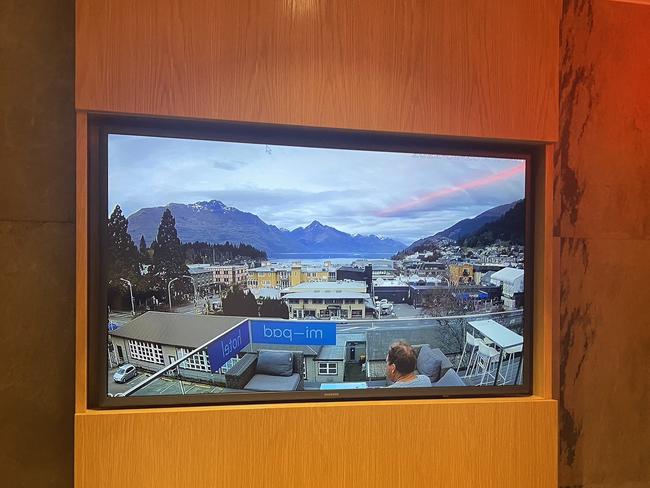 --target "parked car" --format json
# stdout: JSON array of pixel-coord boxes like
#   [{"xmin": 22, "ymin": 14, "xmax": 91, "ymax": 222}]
[{"xmin": 113, "ymin": 364, "xmax": 137, "ymax": 383}]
